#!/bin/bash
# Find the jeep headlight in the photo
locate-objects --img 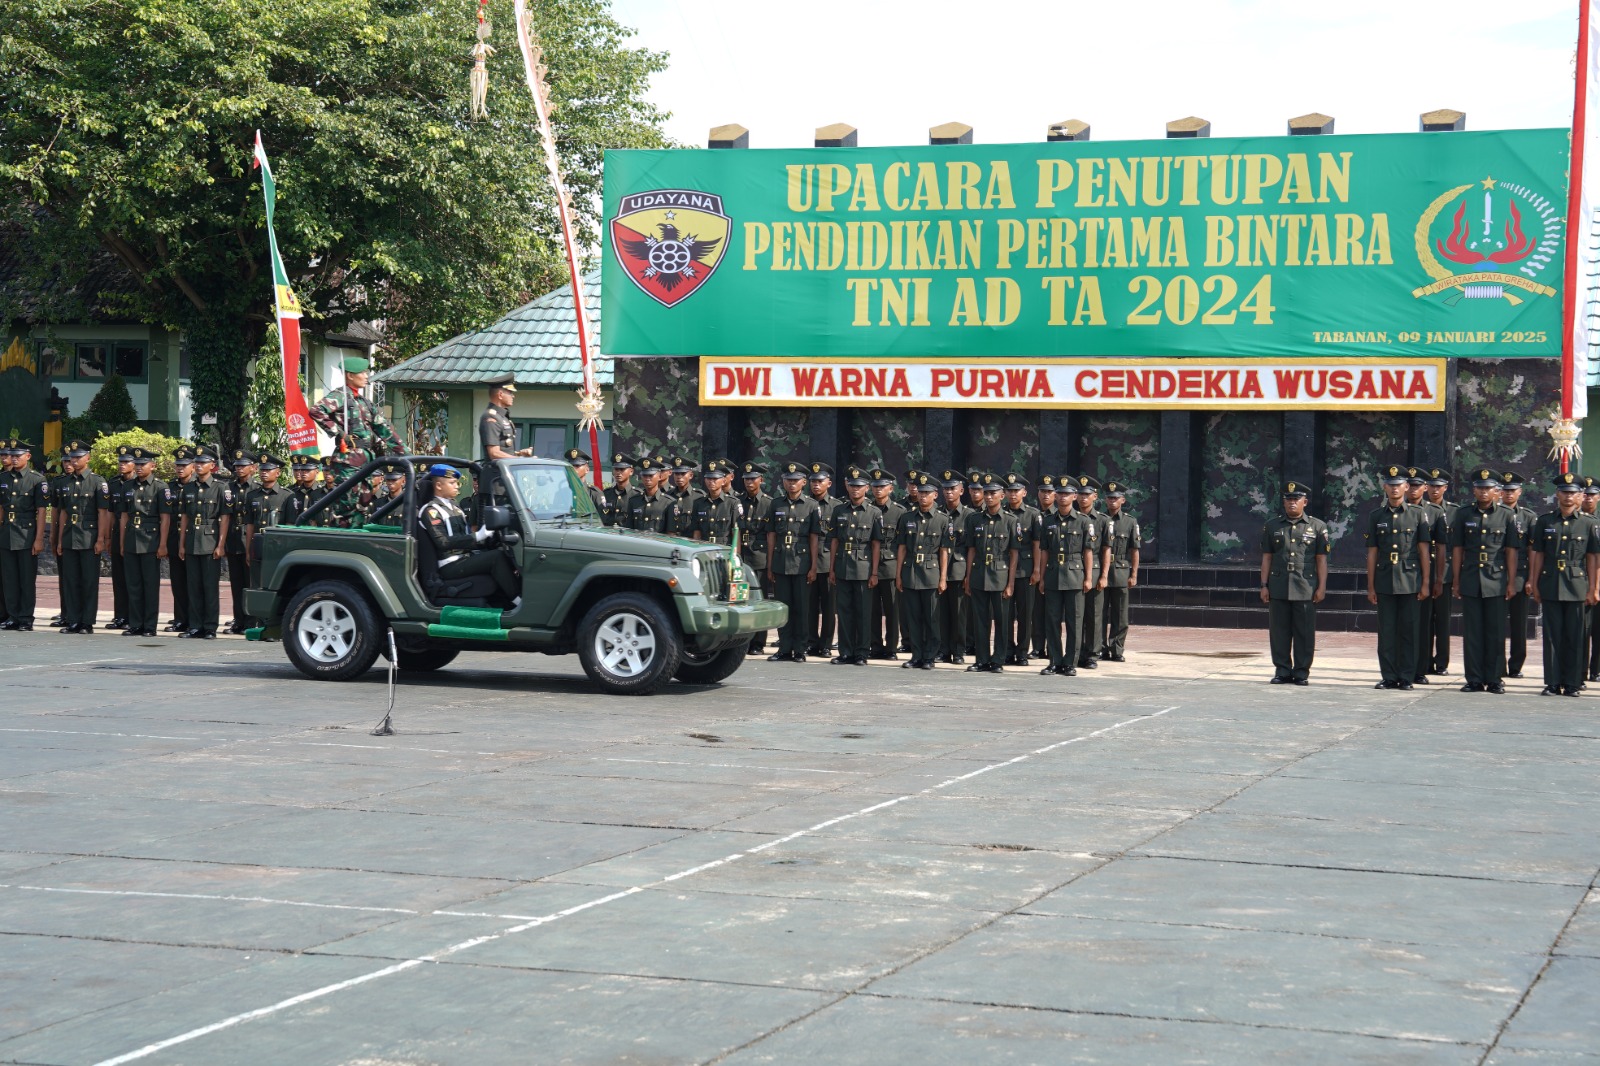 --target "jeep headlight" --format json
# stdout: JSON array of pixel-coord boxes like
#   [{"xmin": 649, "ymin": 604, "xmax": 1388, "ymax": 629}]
[{"xmin": 690, "ymin": 556, "xmax": 702, "ymax": 579}]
